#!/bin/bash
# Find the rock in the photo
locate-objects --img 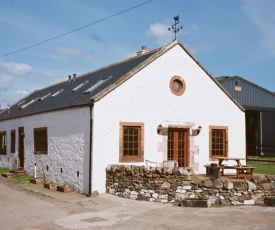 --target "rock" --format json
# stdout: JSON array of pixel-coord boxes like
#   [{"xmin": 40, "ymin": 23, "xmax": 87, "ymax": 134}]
[
  {"xmin": 243, "ymin": 199, "xmax": 254, "ymax": 205},
  {"xmin": 265, "ymin": 175, "xmax": 275, "ymax": 182},
  {"xmin": 130, "ymin": 191, "xmax": 139, "ymax": 195},
  {"xmin": 210, "ymin": 196, "xmax": 220, "ymax": 205},
  {"xmin": 178, "ymin": 167, "xmax": 194, "ymax": 176},
  {"xmin": 233, "ymin": 181, "xmax": 245, "ymax": 191},
  {"xmin": 184, "ymin": 175, "xmax": 192, "ymax": 181},
  {"xmin": 251, "ymin": 175, "xmax": 268, "ymax": 184},
  {"xmin": 220, "ymin": 199, "xmax": 231, "ymax": 206},
  {"xmin": 231, "ymin": 201, "xmax": 243, "ymax": 205},
  {"xmin": 223, "ymin": 180, "xmax": 233, "ymax": 190},
  {"xmin": 260, "ymin": 183, "xmax": 272, "ymax": 191},
  {"xmin": 203, "ymin": 179, "xmax": 213, "ymax": 188},
  {"xmin": 161, "ymin": 182, "xmax": 170, "ymax": 189},
  {"xmin": 191, "ymin": 174, "xmax": 201, "ymax": 185},
  {"xmin": 163, "ymin": 167, "xmax": 173, "ymax": 175},
  {"xmin": 246, "ymin": 181, "xmax": 257, "ymax": 191},
  {"xmin": 152, "ymin": 193, "xmax": 159, "ymax": 199},
  {"xmin": 213, "ymin": 179, "xmax": 223, "ymax": 189},
  {"xmin": 91, "ymin": 191, "xmax": 99, "ymax": 197},
  {"xmin": 130, "ymin": 194, "xmax": 138, "ymax": 200}
]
